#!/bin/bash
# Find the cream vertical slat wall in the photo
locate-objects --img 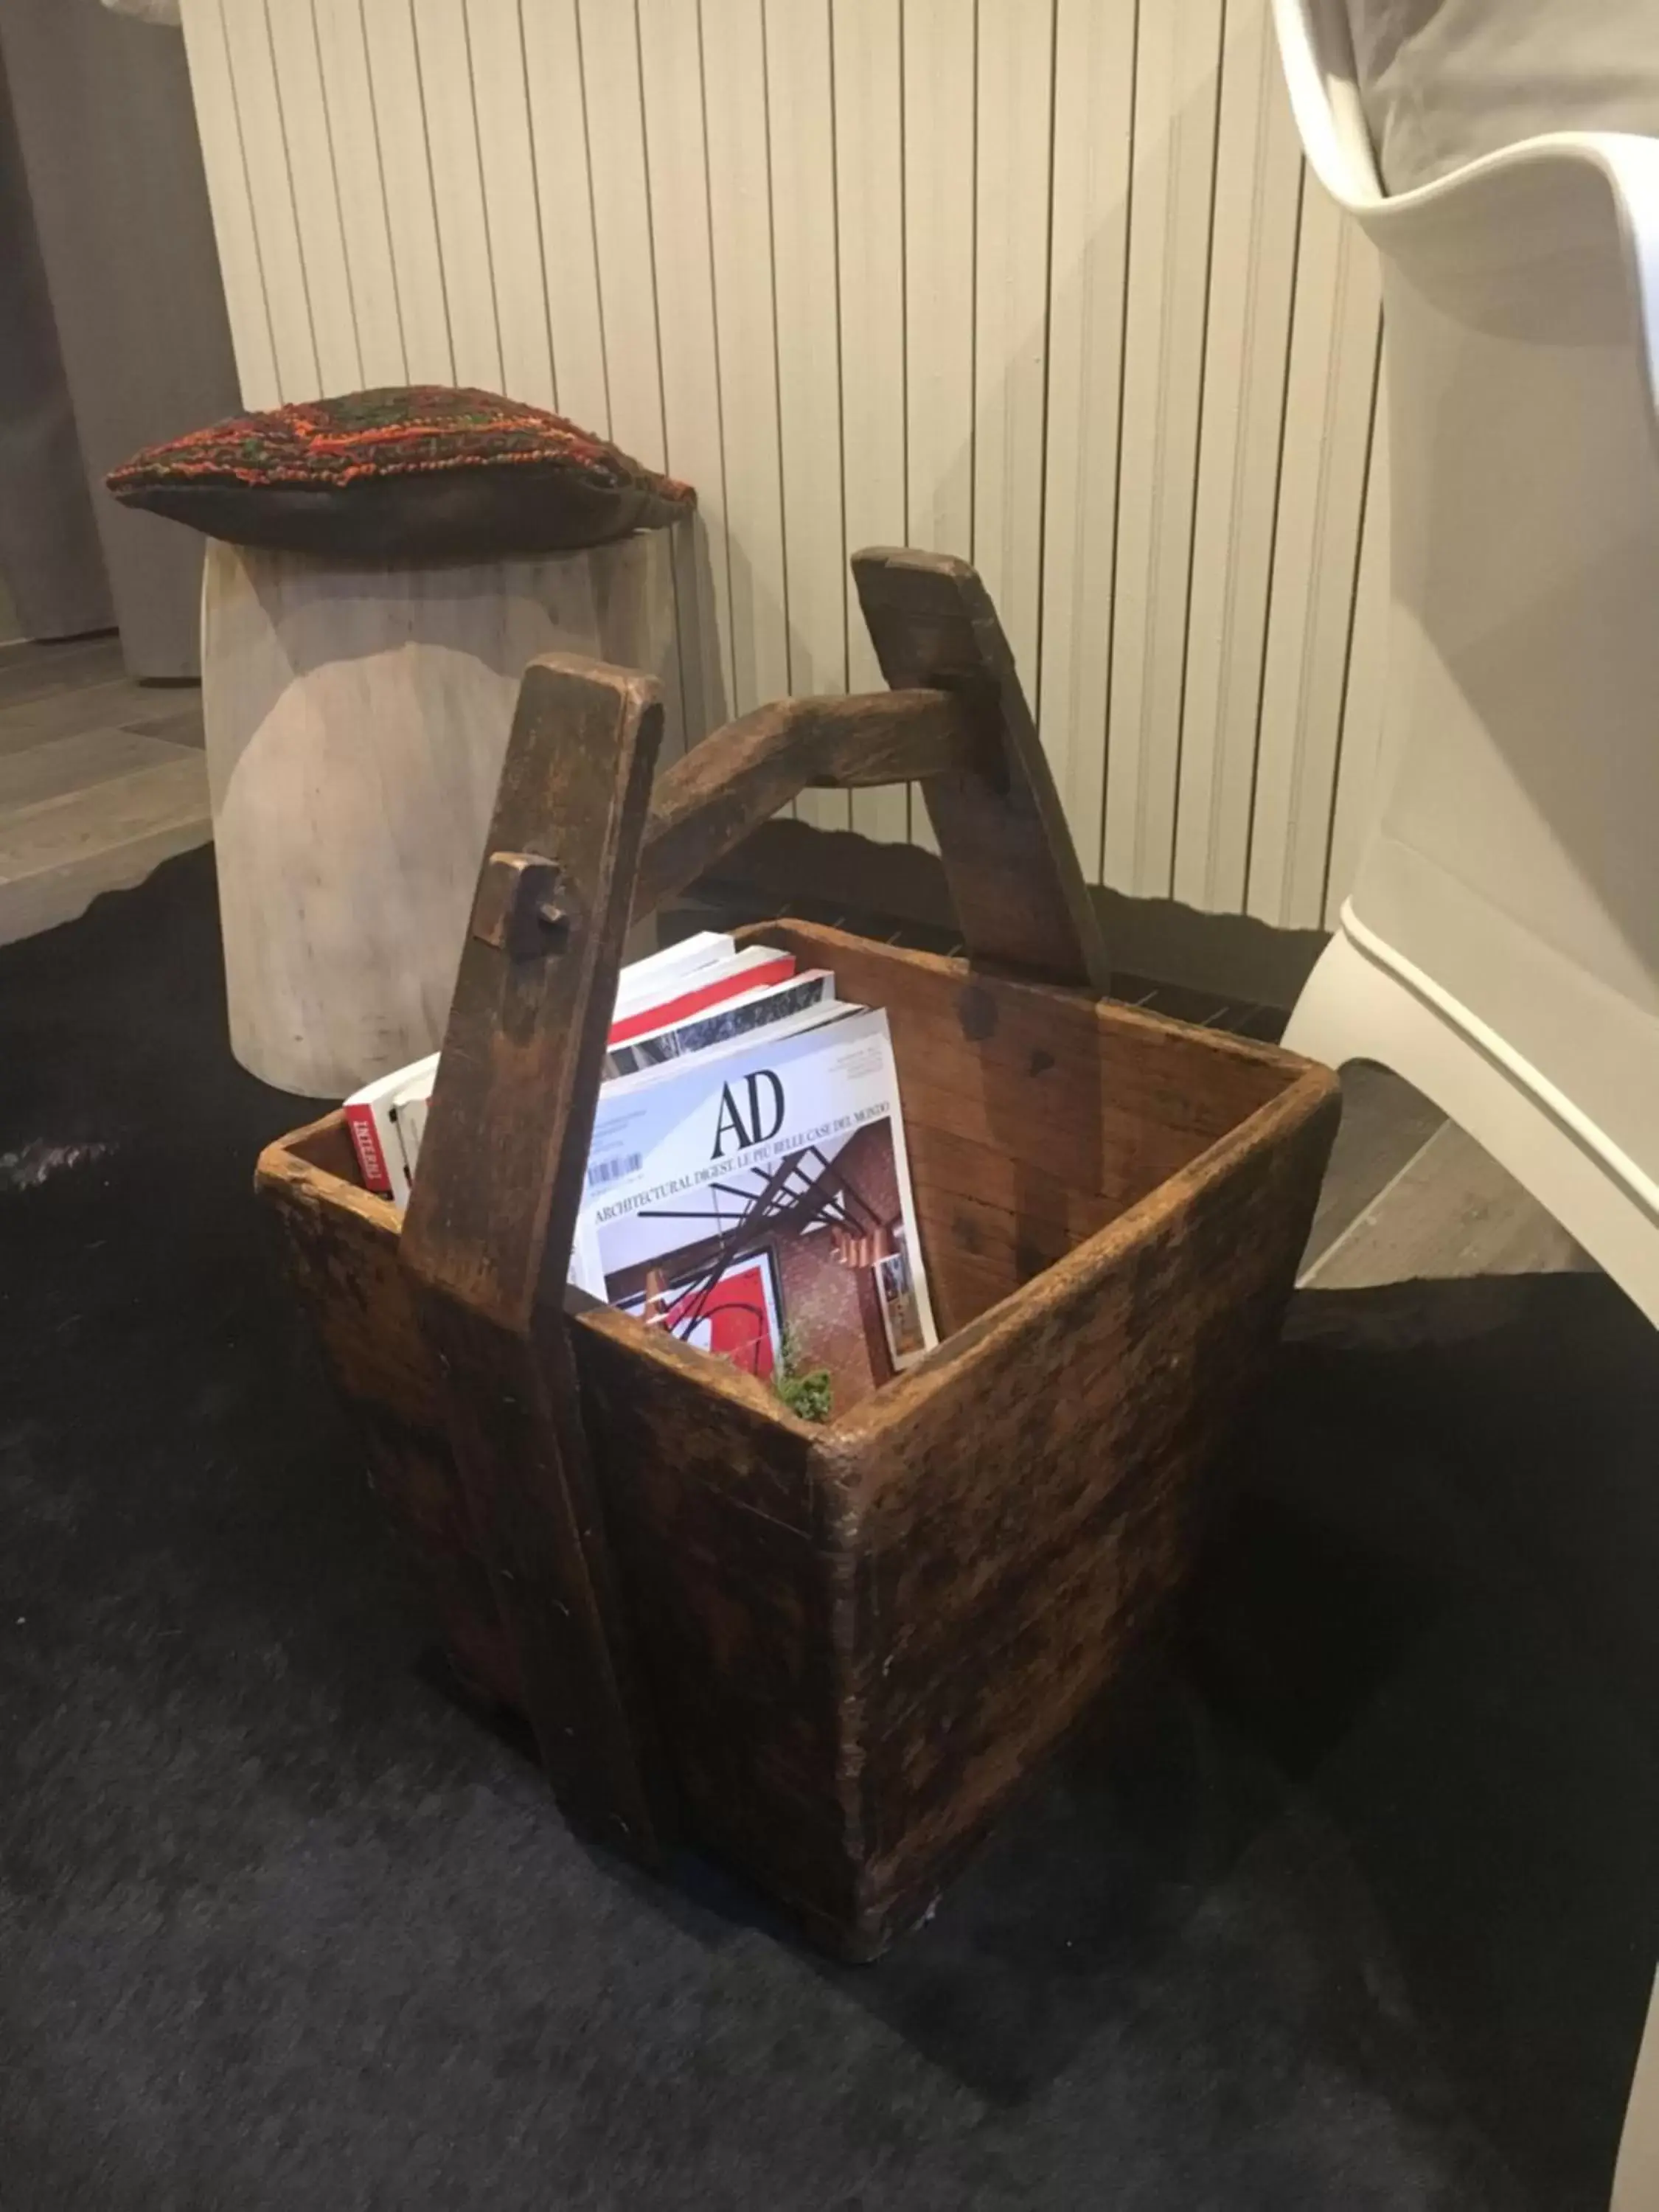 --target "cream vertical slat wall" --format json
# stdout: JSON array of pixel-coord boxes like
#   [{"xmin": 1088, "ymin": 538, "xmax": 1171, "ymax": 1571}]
[
  {"xmin": 178, "ymin": 0, "xmax": 280, "ymax": 406},
  {"xmin": 179, "ymin": 0, "xmax": 1390, "ymax": 933},
  {"xmin": 1324, "ymin": 379, "xmax": 1391, "ymax": 929},
  {"xmin": 1245, "ymin": 184, "xmax": 1382, "ymax": 928},
  {"xmin": 973, "ymin": 0, "xmax": 1055, "ymax": 720},
  {"xmin": 899, "ymin": 0, "xmax": 975, "ymax": 859},
  {"xmin": 358, "ymin": 0, "xmax": 455, "ymax": 384},
  {"xmin": 465, "ymin": 0, "xmax": 557, "ymax": 410},
  {"xmin": 208, "ymin": 1, "xmax": 320, "ymax": 400},
  {"xmin": 519, "ymin": 1, "xmax": 608, "ymax": 433},
  {"xmin": 1172, "ymin": 0, "xmax": 1303, "ymax": 914},
  {"xmin": 832, "ymin": 0, "xmax": 911, "ymax": 846},
  {"xmin": 409, "ymin": 2, "xmax": 502, "ymax": 392},
  {"xmin": 1037, "ymin": 0, "xmax": 1135, "ymax": 884},
  {"xmin": 637, "ymin": 0, "xmax": 729, "ymax": 754},
  {"xmin": 765, "ymin": 0, "xmax": 852, "ymax": 833},
  {"xmin": 700, "ymin": 0, "xmax": 788, "ymax": 735},
  {"xmin": 264, "ymin": 3, "xmax": 363, "ymax": 395},
  {"xmin": 571, "ymin": 0, "xmax": 690, "ymax": 759},
  {"xmin": 309, "ymin": 1, "xmax": 407, "ymax": 386},
  {"xmin": 1102, "ymin": 0, "xmax": 1223, "ymax": 900}
]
